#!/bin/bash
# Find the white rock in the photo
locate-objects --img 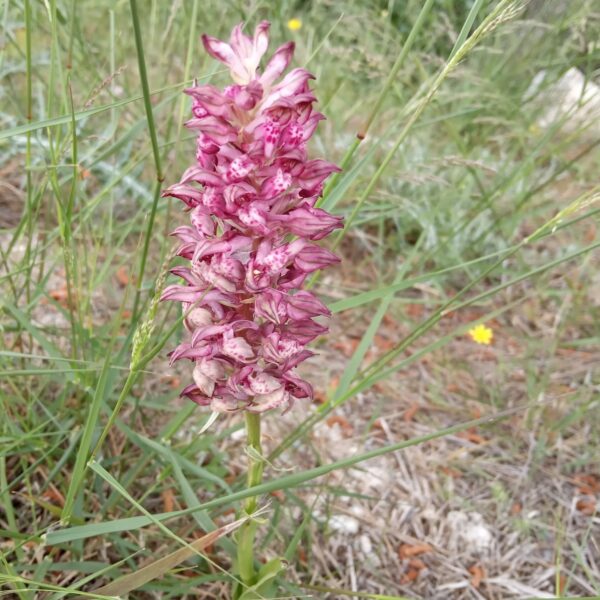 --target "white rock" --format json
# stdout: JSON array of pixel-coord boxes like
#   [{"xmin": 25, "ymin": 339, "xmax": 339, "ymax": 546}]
[
  {"xmin": 527, "ymin": 68, "xmax": 600, "ymax": 135},
  {"xmin": 360, "ymin": 464, "xmax": 391, "ymax": 492},
  {"xmin": 446, "ymin": 511, "xmax": 494, "ymax": 553},
  {"xmin": 359, "ymin": 533, "xmax": 372, "ymax": 554},
  {"xmin": 231, "ymin": 428, "xmax": 246, "ymax": 441},
  {"xmin": 421, "ymin": 507, "xmax": 438, "ymax": 521},
  {"xmin": 329, "ymin": 515, "xmax": 360, "ymax": 535}
]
